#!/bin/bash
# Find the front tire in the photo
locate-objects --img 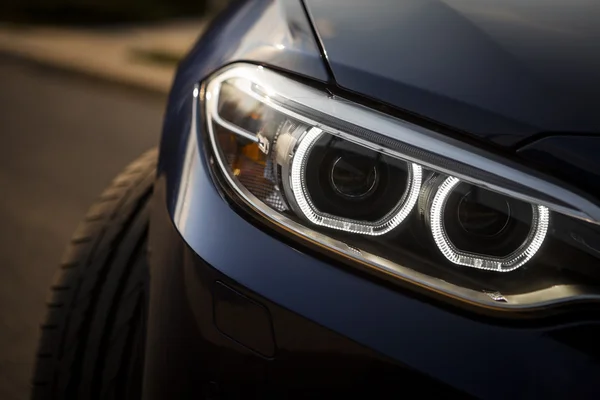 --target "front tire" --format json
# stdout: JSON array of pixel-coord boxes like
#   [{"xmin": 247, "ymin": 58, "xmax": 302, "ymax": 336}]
[{"xmin": 32, "ymin": 149, "xmax": 158, "ymax": 400}]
